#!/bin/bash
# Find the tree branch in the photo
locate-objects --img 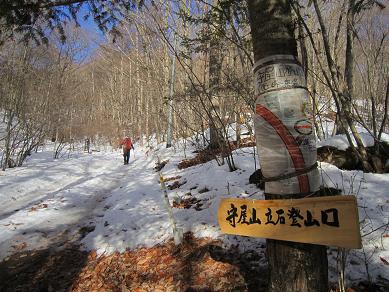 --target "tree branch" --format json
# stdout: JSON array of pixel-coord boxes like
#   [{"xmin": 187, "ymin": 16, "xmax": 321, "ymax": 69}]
[{"xmin": 6, "ymin": 0, "xmax": 89, "ymax": 11}]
